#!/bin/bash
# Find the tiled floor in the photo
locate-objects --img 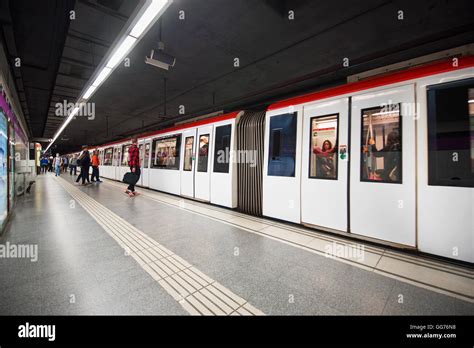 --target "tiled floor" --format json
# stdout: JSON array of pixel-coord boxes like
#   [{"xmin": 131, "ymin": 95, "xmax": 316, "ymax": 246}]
[{"xmin": 0, "ymin": 173, "xmax": 472, "ymax": 315}]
